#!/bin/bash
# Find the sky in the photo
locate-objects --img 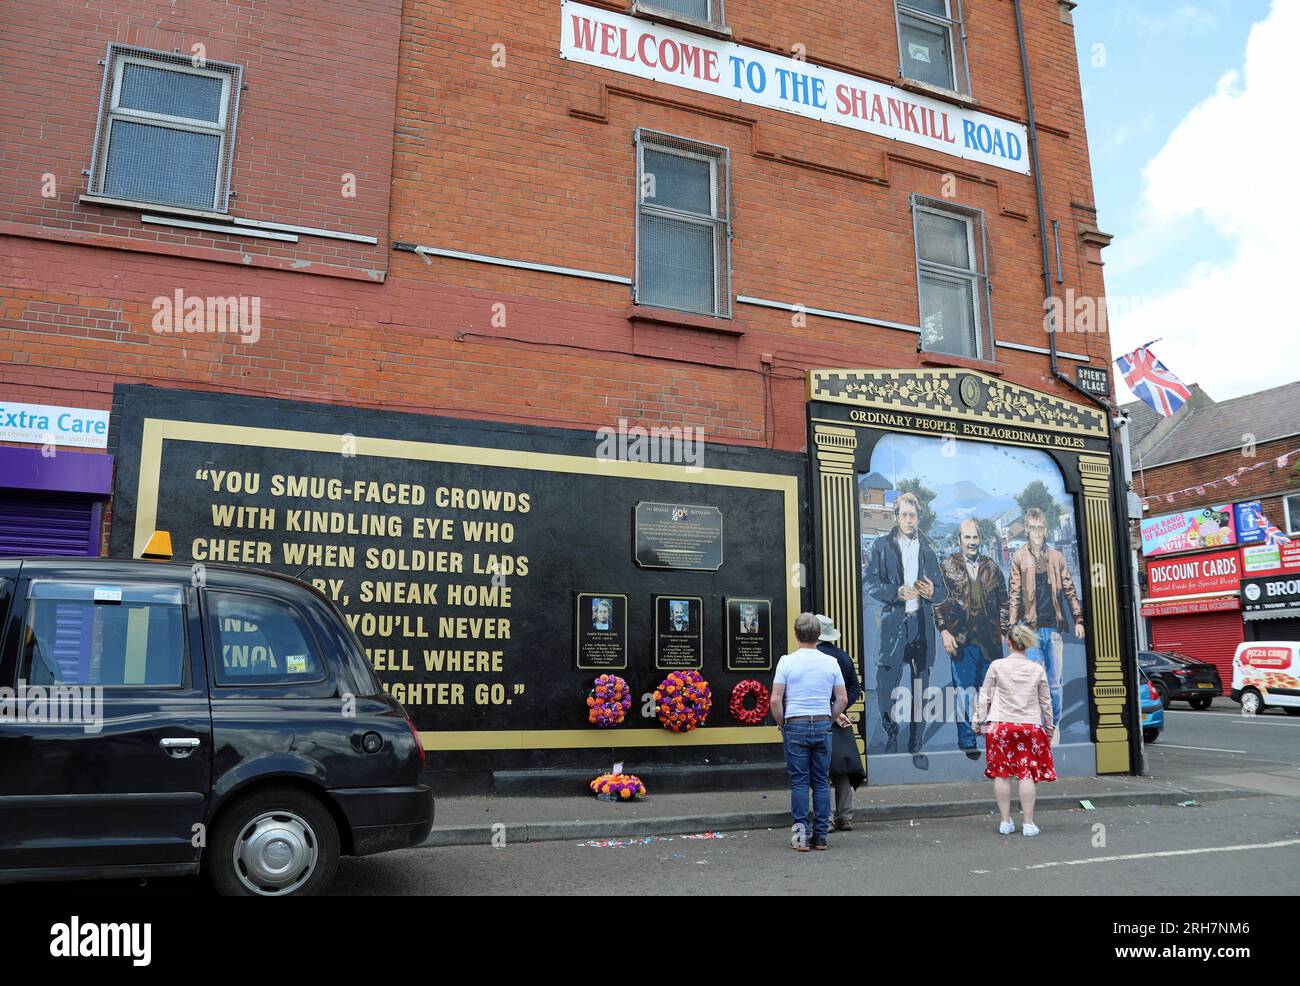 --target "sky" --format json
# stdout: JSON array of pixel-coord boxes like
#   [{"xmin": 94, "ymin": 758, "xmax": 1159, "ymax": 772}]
[
  {"xmin": 1072, "ymin": 0, "xmax": 1287, "ymax": 403},
  {"xmin": 868, "ymin": 433, "xmax": 1069, "ymax": 512}
]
